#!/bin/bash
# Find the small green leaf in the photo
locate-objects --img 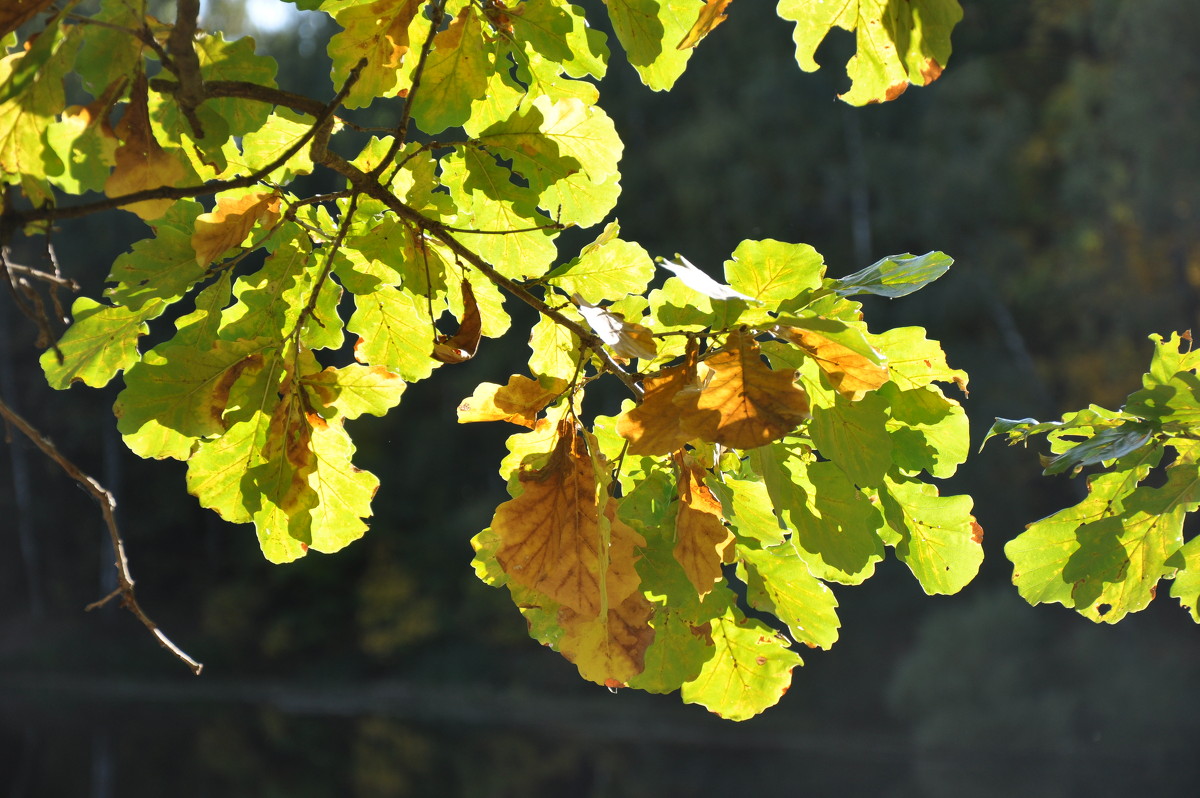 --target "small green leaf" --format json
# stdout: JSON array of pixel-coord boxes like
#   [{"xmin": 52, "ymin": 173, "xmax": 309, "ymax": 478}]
[
  {"xmin": 1042, "ymin": 424, "xmax": 1155, "ymax": 476},
  {"xmin": 723, "ymin": 239, "xmax": 825, "ymax": 308},
  {"xmin": 603, "ymin": 0, "xmax": 700, "ymax": 91}
]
